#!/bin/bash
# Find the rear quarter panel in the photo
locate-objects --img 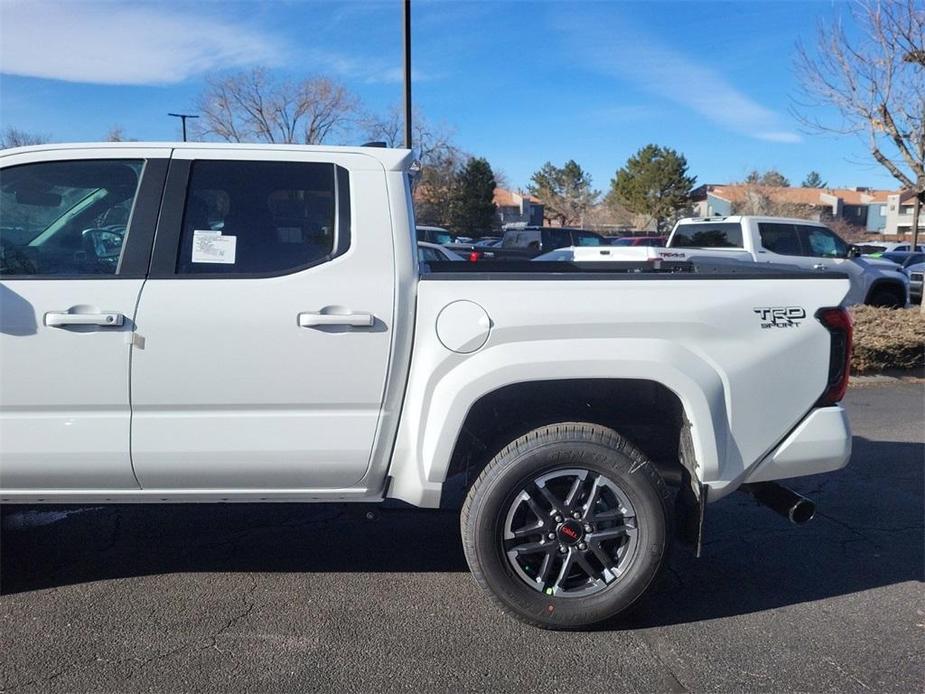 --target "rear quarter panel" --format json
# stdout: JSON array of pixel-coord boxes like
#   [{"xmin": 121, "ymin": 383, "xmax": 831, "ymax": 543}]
[{"xmin": 387, "ymin": 274, "xmax": 849, "ymax": 507}]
